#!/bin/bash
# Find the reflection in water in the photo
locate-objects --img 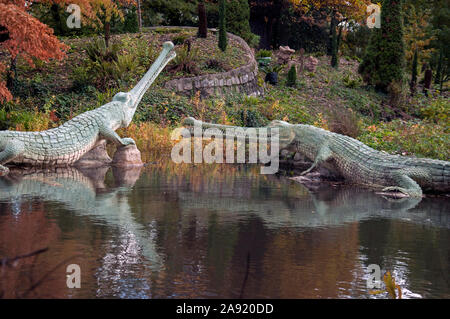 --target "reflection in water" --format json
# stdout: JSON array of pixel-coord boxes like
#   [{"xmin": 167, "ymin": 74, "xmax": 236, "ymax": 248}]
[{"xmin": 0, "ymin": 164, "xmax": 448, "ymax": 298}]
